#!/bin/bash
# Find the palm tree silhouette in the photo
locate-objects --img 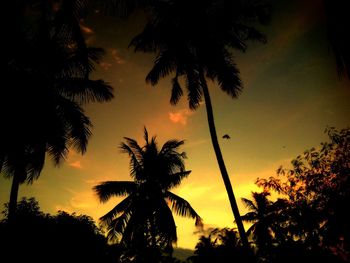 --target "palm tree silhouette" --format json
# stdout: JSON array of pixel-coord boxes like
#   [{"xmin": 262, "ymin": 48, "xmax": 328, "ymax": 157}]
[
  {"xmin": 323, "ymin": 0, "xmax": 350, "ymax": 79},
  {"xmin": 94, "ymin": 128, "xmax": 202, "ymax": 258},
  {"xmin": 241, "ymin": 192, "xmax": 275, "ymax": 253},
  {"xmin": 129, "ymin": 0, "xmax": 270, "ymax": 248},
  {"xmin": 1, "ymin": 0, "xmax": 113, "ymax": 220}
]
